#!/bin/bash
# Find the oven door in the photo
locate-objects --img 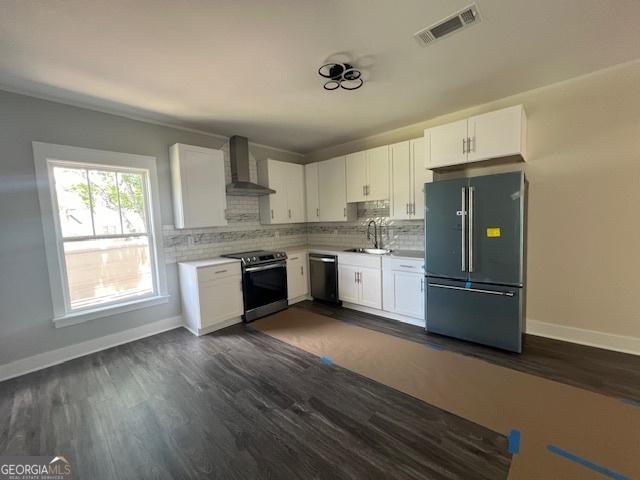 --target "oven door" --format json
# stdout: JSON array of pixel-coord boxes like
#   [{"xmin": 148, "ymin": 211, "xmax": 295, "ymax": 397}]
[{"xmin": 242, "ymin": 261, "xmax": 288, "ymax": 320}]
